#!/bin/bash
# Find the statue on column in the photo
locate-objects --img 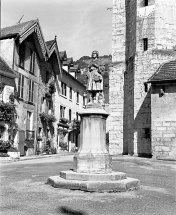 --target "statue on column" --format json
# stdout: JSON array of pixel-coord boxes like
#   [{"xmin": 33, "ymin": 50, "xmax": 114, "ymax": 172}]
[{"xmin": 81, "ymin": 51, "xmax": 105, "ymax": 106}]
